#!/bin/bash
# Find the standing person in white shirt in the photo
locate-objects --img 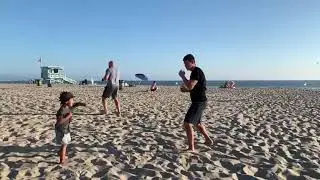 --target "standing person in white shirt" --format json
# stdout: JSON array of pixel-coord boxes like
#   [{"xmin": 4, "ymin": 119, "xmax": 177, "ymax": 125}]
[{"xmin": 102, "ymin": 60, "xmax": 121, "ymax": 116}]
